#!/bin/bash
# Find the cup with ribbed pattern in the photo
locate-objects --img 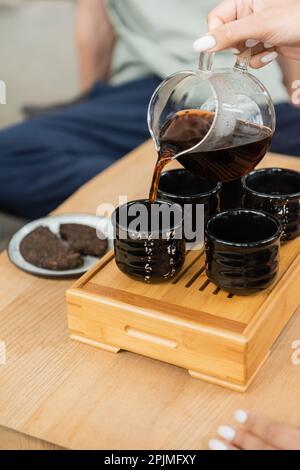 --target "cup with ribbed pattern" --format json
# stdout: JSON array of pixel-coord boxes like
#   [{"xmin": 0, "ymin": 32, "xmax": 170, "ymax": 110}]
[
  {"xmin": 112, "ymin": 200, "xmax": 186, "ymax": 283},
  {"xmin": 242, "ymin": 168, "xmax": 300, "ymax": 242},
  {"xmin": 205, "ymin": 209, "xmax": 282, "ymax": 295}
]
